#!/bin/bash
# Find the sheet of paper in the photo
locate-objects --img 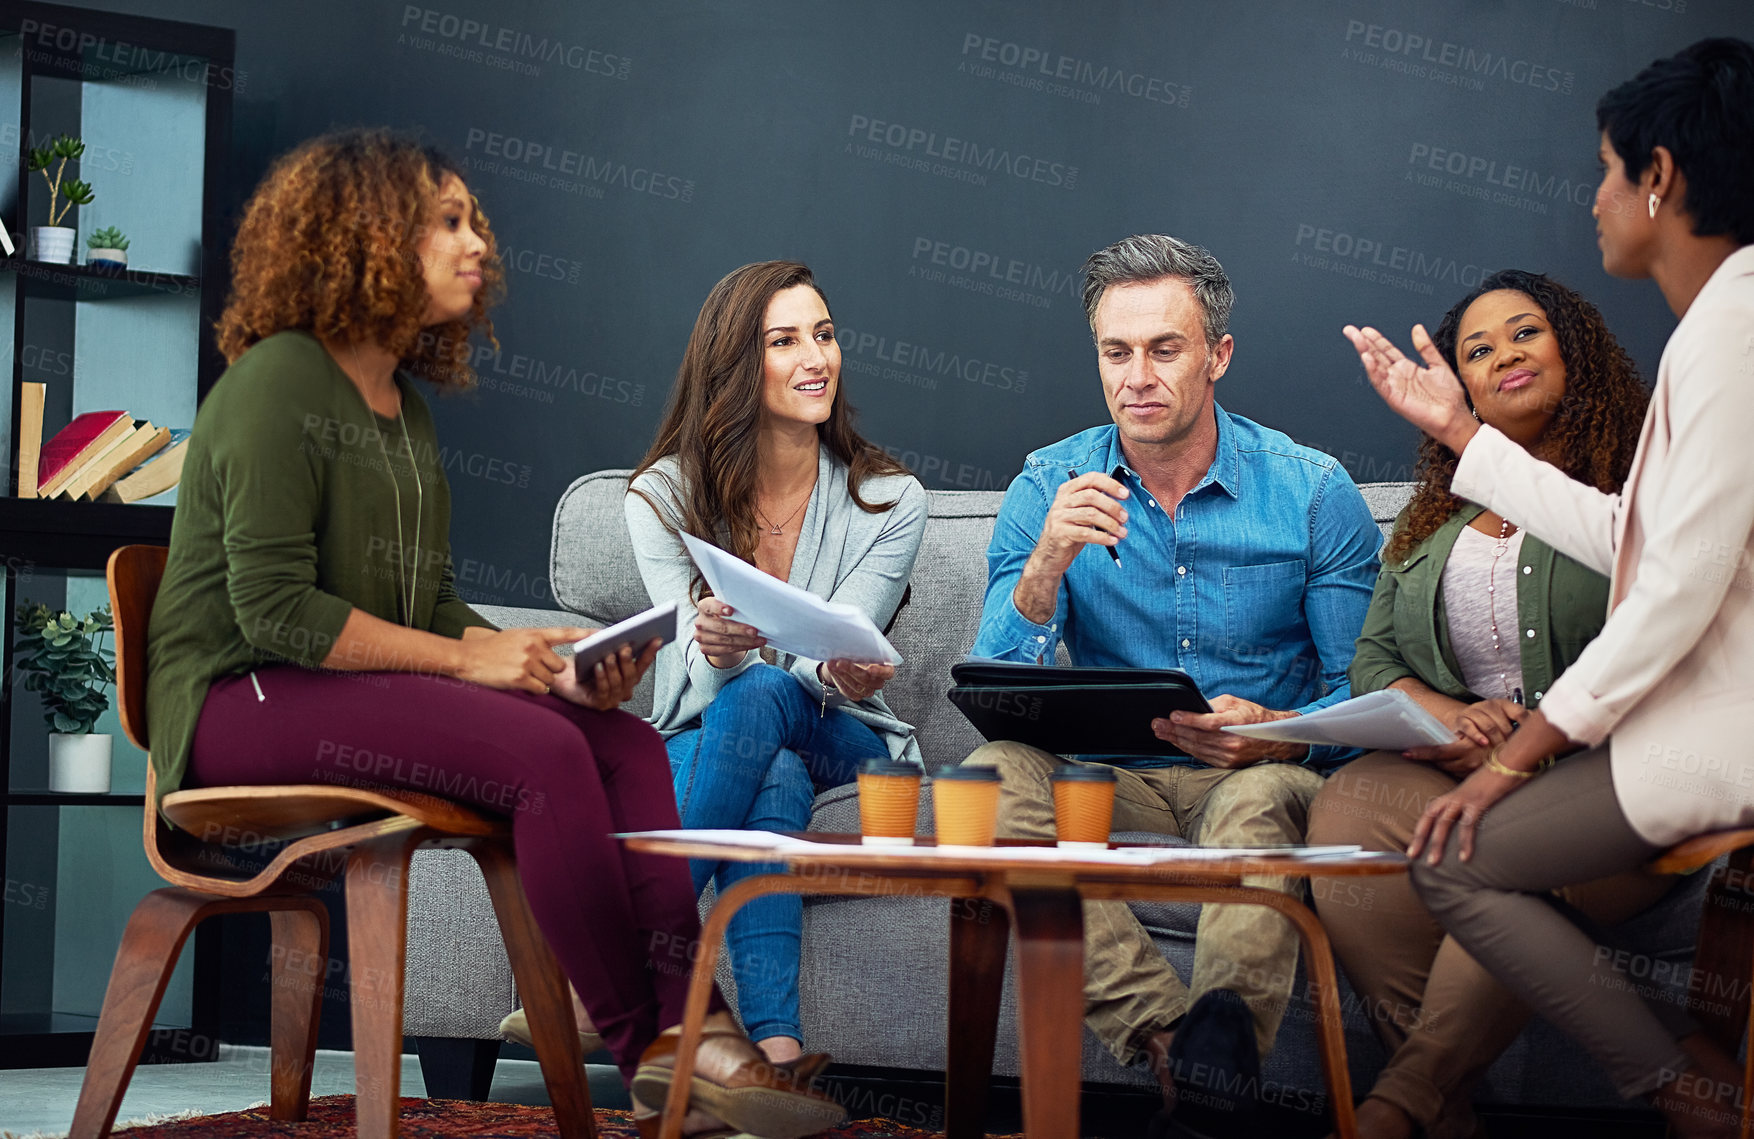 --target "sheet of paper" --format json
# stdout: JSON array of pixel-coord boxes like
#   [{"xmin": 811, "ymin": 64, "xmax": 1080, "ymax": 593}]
[
  {"xmin": 617, "ymin": 831, "xmax": 1379, "ymax": 865},
  {"xmin": 617, "ymin": 829, "xmax": 819, "ymax": 851},
  {"xmin": 1220, "ymin": 688, "xmax": 1455, "ymax": 751},
  {"xmin": 680, "ymin": 532, "xmax": 902, "ymax": 664},
  {"xmin": 1119, "ymin": 843, "xmax": 1367, "ymax": 861}
]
